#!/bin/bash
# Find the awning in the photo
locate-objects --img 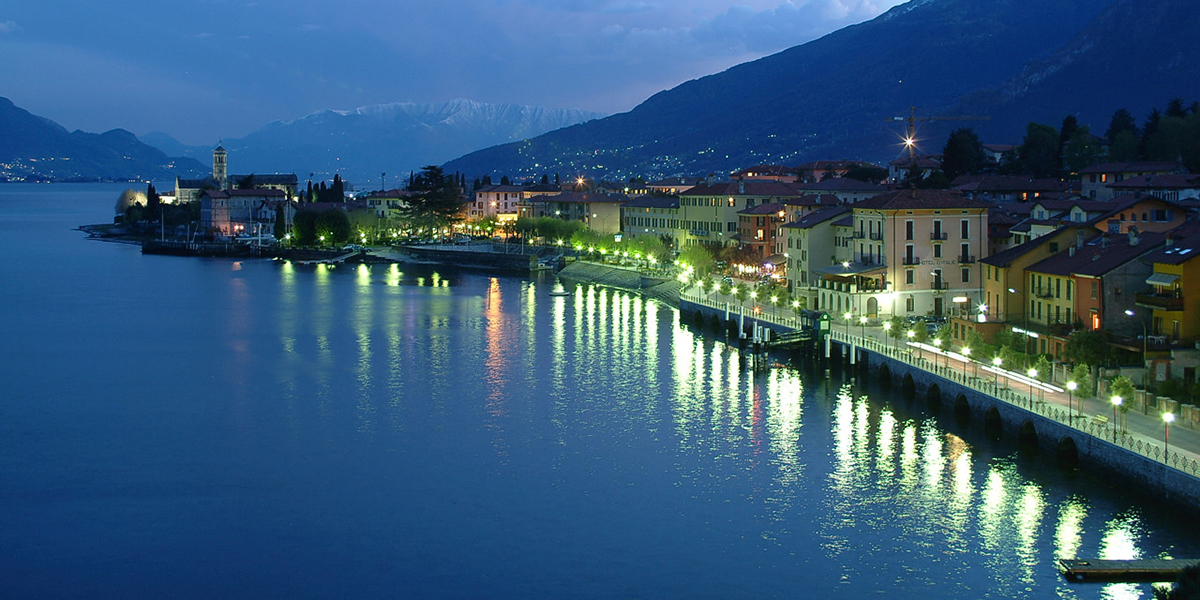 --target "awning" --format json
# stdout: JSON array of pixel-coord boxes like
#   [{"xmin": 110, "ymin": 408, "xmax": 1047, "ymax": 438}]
[
  {"xmin": 1146, "ymin": 272, "xmax": 1180, "ymax": 286},
  {"xmin": 816, "ymin": 262, "xmax": 888, "ymax": 277}
]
